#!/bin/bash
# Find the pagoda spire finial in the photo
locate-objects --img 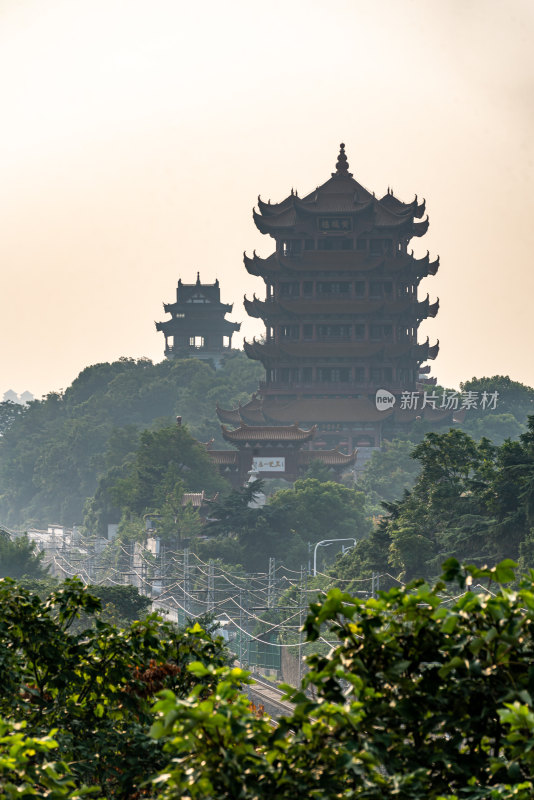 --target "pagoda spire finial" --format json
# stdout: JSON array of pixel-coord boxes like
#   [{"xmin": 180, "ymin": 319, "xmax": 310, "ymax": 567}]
[
  {"xmin": 333, "ymin": 142, "xmax": 352, "ymax": 177},
  {"xmin": 196, "ymin": 271, "xmax": 200, "ymax": 284}
]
